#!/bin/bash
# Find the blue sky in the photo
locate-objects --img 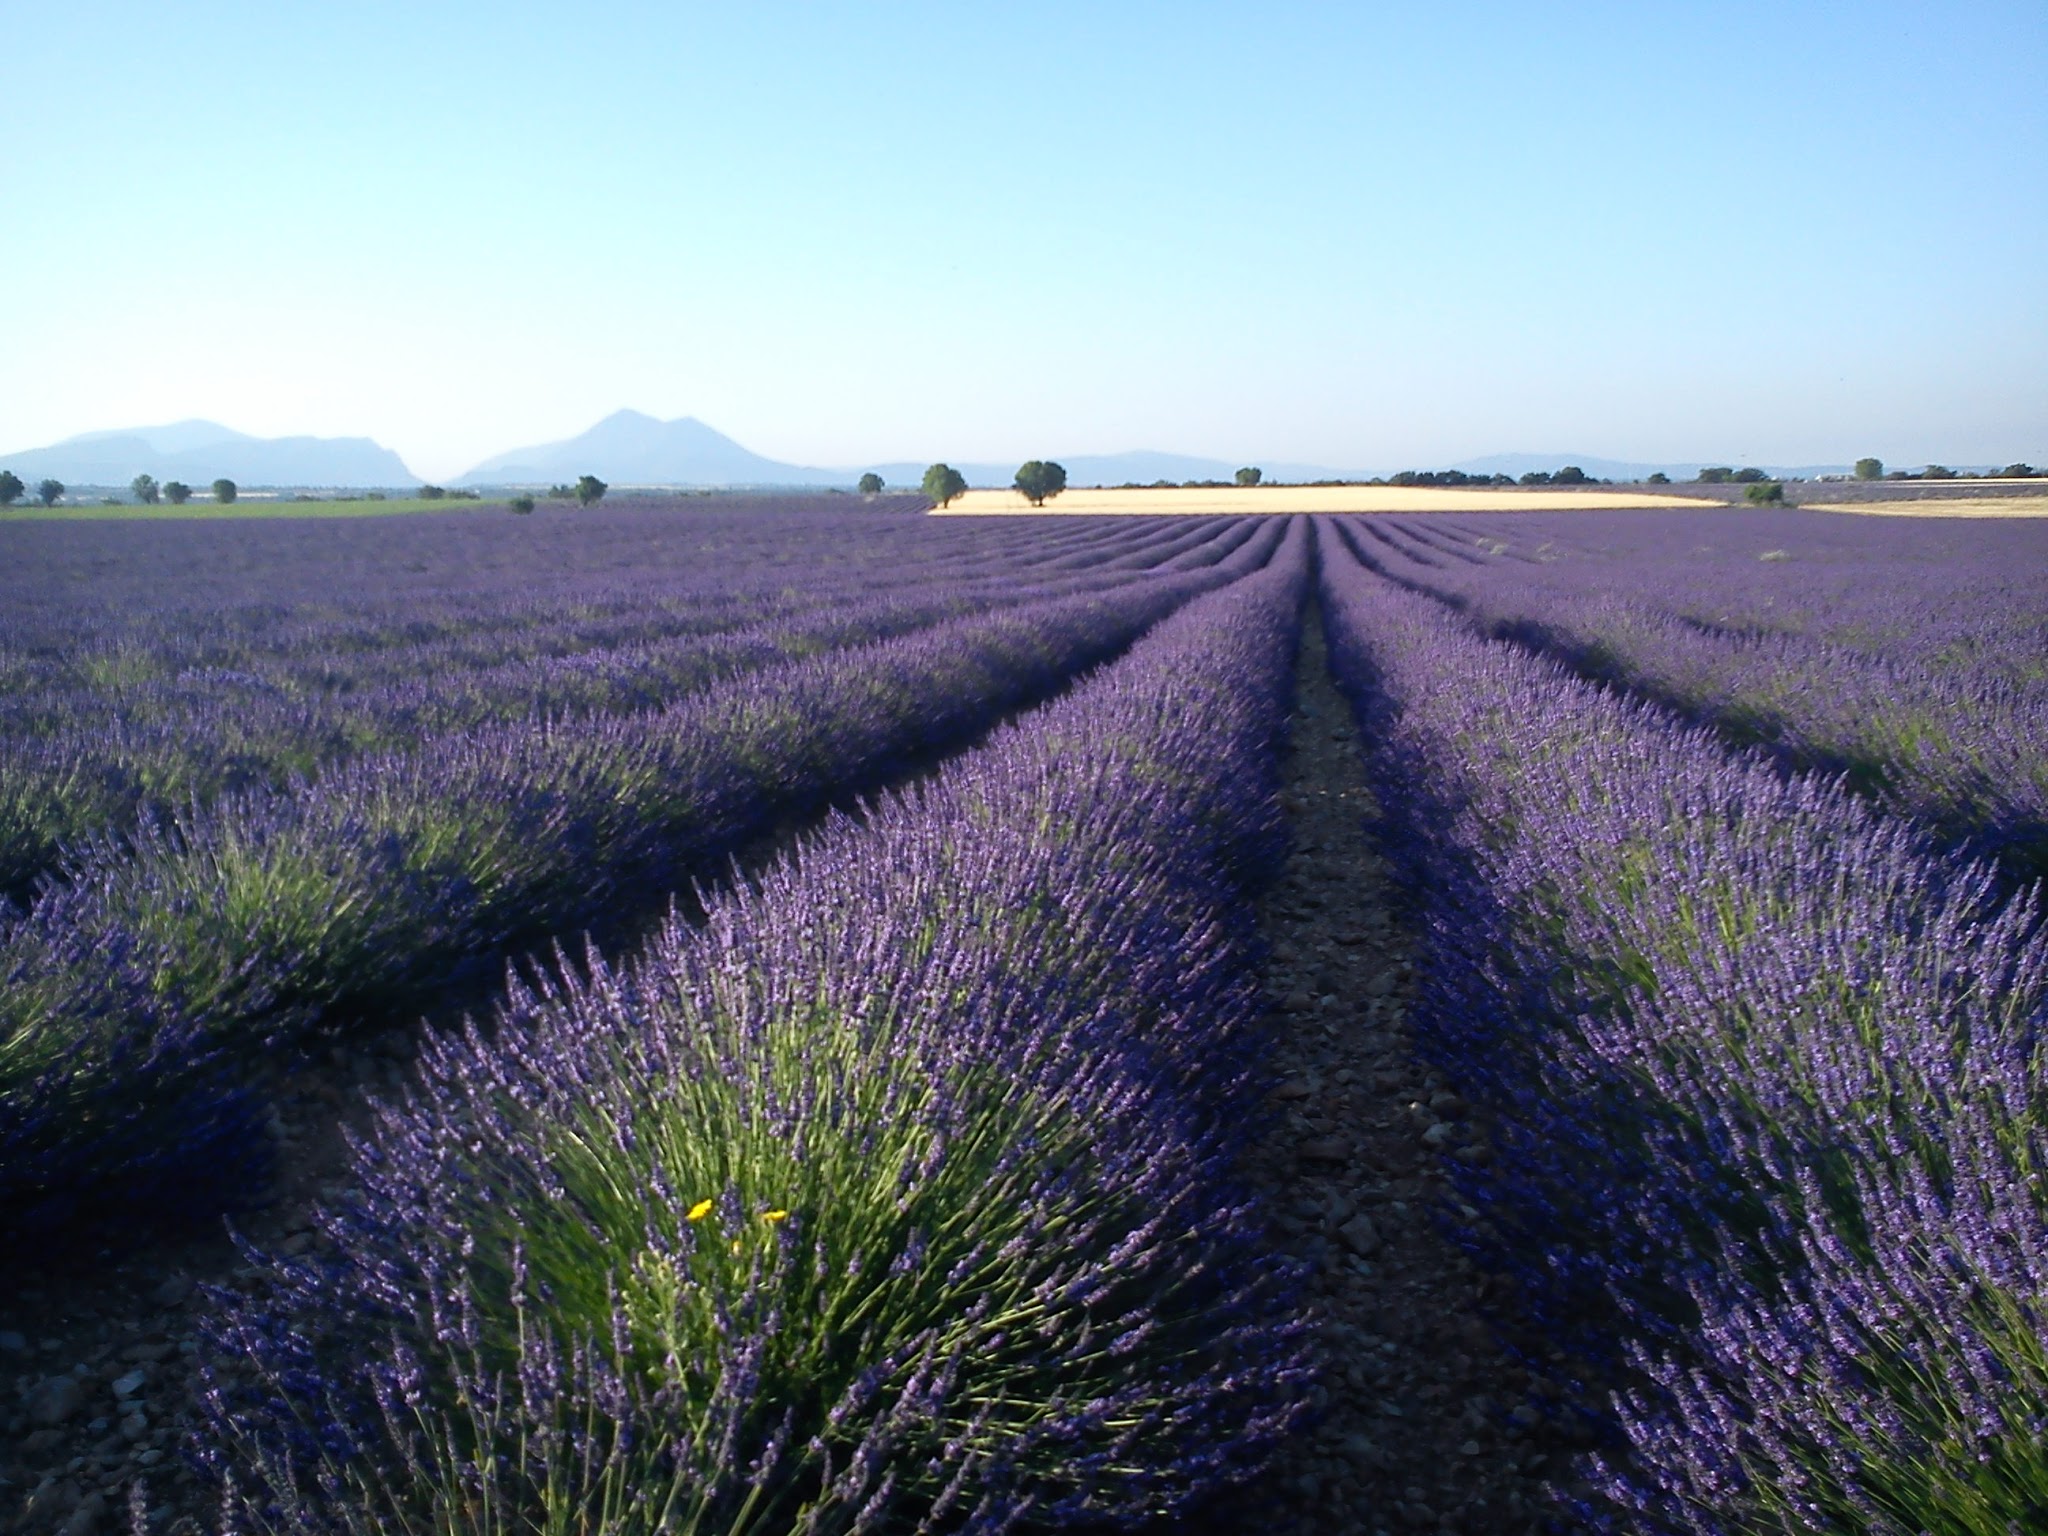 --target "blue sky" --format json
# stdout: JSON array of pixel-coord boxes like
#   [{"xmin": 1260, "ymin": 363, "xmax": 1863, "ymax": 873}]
[{"xmin": 4, "ymin": 1, "xmax": 2042, "ymax": 479}]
